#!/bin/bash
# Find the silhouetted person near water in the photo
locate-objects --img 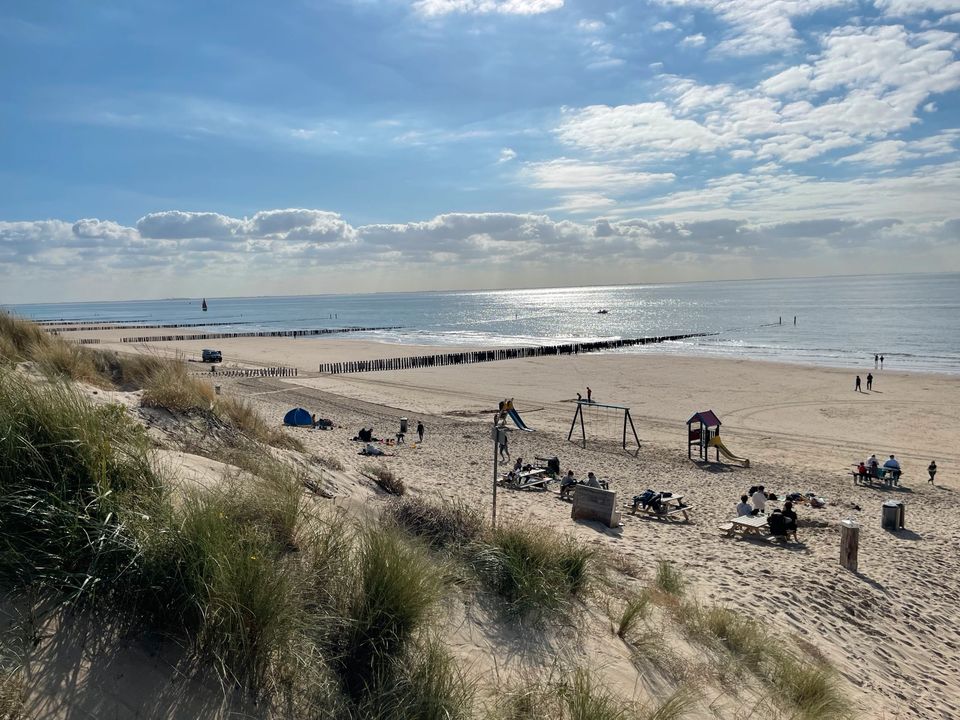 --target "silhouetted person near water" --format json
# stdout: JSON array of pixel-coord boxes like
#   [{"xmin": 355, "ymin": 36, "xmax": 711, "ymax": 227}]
[
  {"xmin": 866, "ymin": 373, "xmax": 873, "ymax": 390},
  {"xmin": 880, "ymin": 355, "xmax": 884, "ymax": 369},
  {"xmin": 855, "ymin": 375, "xmax": 861, "ymax": 392},
  {"xmin": 874, "ymin": 354, "xmax": 879, "ymax": 368}
]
